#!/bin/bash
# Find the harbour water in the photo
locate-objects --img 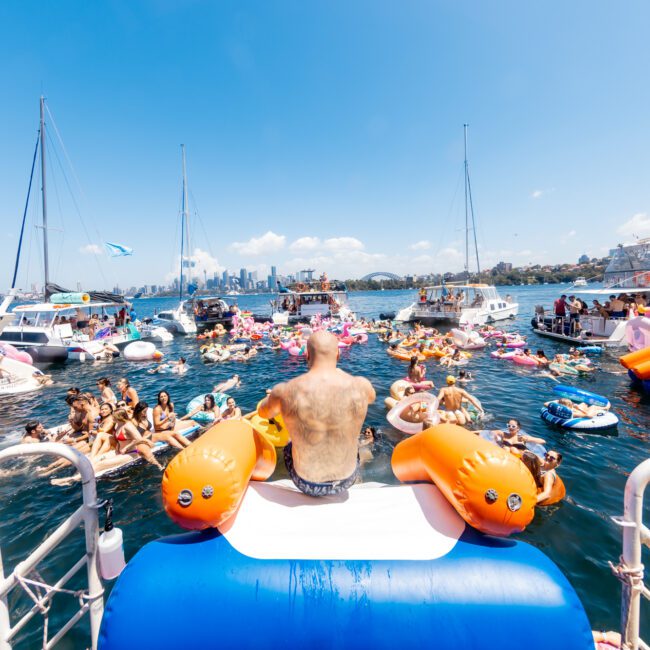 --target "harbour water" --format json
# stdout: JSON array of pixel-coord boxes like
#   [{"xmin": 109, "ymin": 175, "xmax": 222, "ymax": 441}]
[{"xmin": 0, "ymin": 285, "xmax": 649, "ymax": 647}]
